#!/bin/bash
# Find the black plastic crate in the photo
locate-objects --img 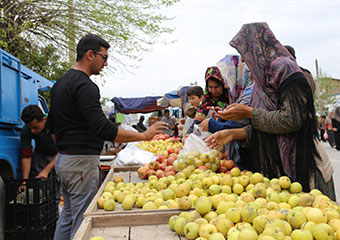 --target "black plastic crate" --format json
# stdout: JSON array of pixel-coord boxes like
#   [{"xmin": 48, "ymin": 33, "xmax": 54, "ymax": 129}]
[
  {"xmin": 4, "ymin": 176, "xmax": 57, "ymax": 231},
  {"xmin": 5, "ymin": 220, "xmax": 56, "ymax": 240},
  {"xmin": 4, "ymin": 177, "xmax": 56, "ymax": 205},
  {"xmin": 5, "ymin": 198, "xmax": 57, "ymax": 231}
]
